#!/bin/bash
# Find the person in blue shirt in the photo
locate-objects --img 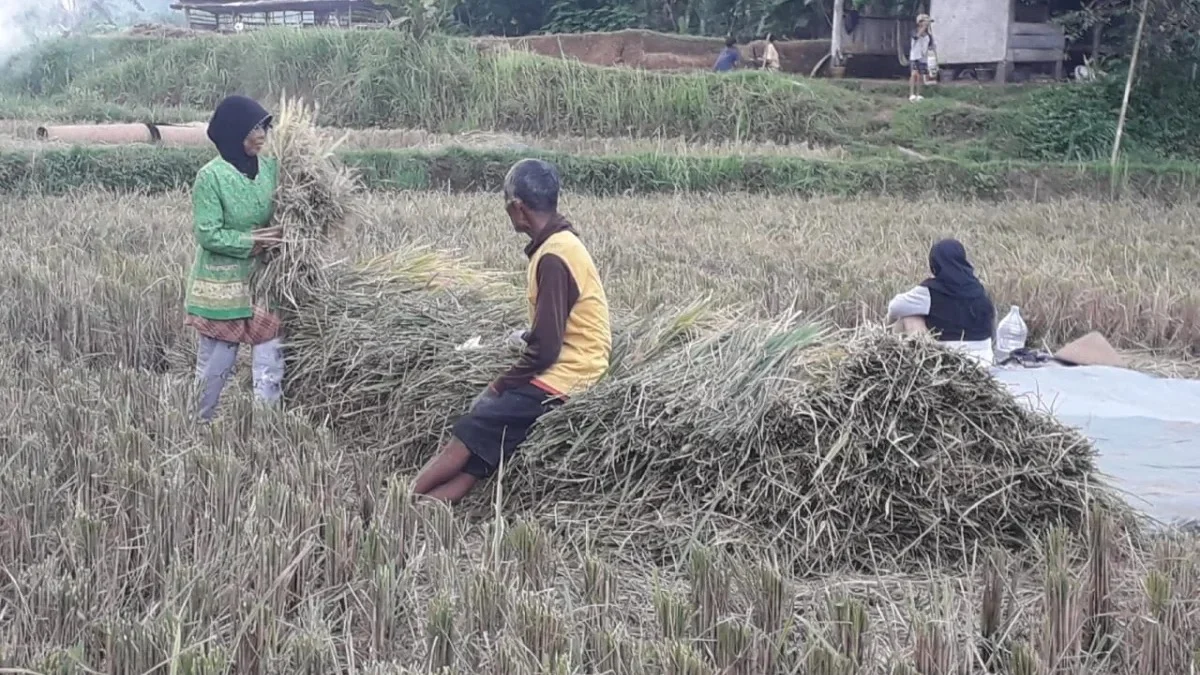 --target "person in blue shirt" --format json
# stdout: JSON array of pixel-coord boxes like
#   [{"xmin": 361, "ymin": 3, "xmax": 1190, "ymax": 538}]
[{"xmin": 714, "ymin": 37, "xmax": 740, "ymax": 72}]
